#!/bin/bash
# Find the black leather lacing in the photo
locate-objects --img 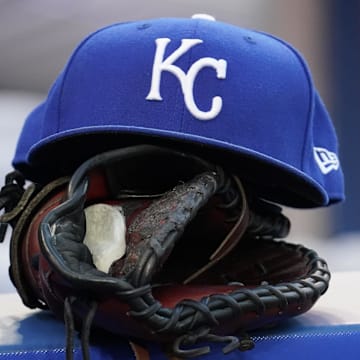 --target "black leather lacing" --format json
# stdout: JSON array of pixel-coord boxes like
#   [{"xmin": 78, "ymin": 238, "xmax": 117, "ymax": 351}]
[
  {"xmin": 172, "ymin": 327, "xmax": 254, "ymax": 357},
  {"xmin": 64, "ymin": 297, "xmax": 76, "ymax": 360},
  {"xmin": 0, "ymin": 171, "xmax": 27, "ymax": 242},
  {"xmin": 61, "ymin": 248, "xmax": 329, "ymax": 359},
  {"xmin": 216, "ymin": 174, "xmax": 290, "ymax": 239},
  {"xmin": 123, "ymin": 244, "xmax": 329, "ymax": 357},
  {"xmin": 64, "ymin": 296, "xmax": 98, "ymax": 360}
]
